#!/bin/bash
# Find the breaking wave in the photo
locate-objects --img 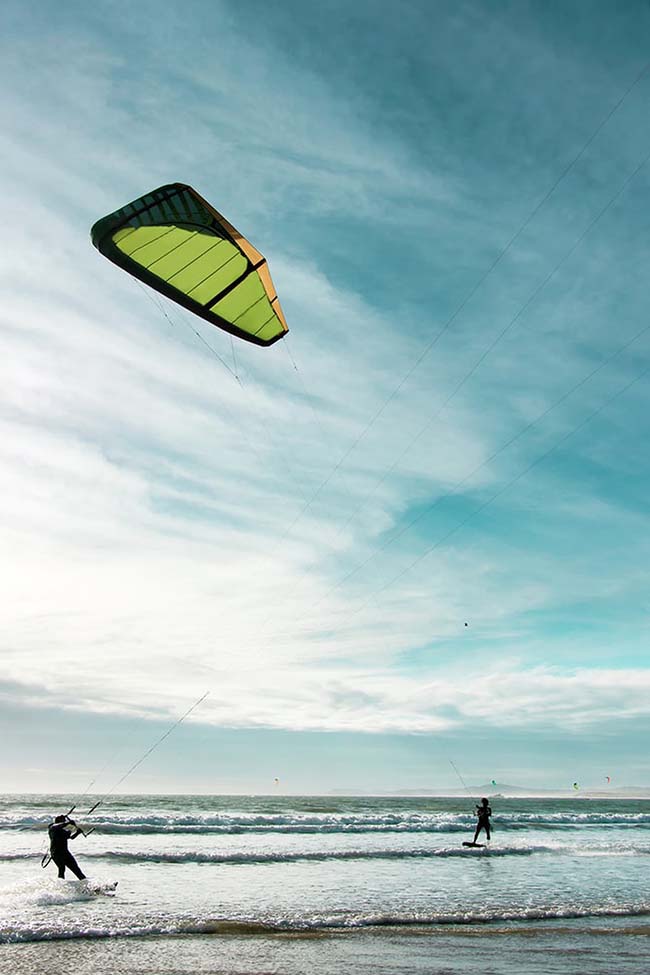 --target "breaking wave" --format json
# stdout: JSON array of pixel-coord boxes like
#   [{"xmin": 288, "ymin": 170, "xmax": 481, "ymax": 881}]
[
  {"xmin": 3, "ymin": 902, "xmax": 650, "ymax": 944},
  {"xmin": 5, "ymin": 810, "xmax": 650, "ymax": 836}
]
